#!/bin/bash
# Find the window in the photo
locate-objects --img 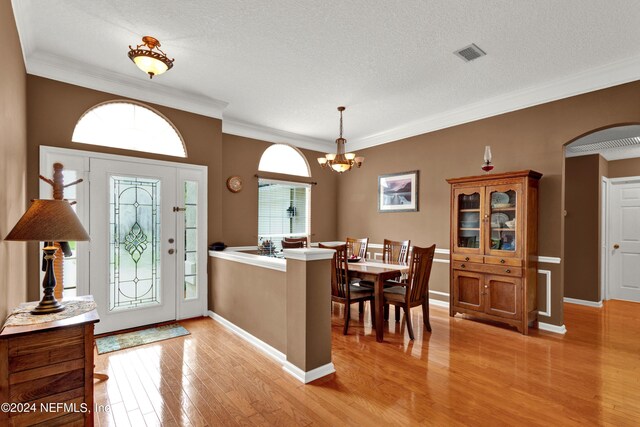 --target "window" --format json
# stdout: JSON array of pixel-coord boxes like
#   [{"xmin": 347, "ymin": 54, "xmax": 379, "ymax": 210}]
[
  {"xmin": 257, "ymin": 144, "xmax": 311, "ymax": 251},
  {"xmin": 258, "ymin": 179, "xmax": 310, "ymax": 250},
  {"xmin": 72, "ymin": 101, "xmax": 186, "ymax": 157},
  {"xmin": 258, "ymin": 144, "xmax": 310, "ymax": 177}
]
